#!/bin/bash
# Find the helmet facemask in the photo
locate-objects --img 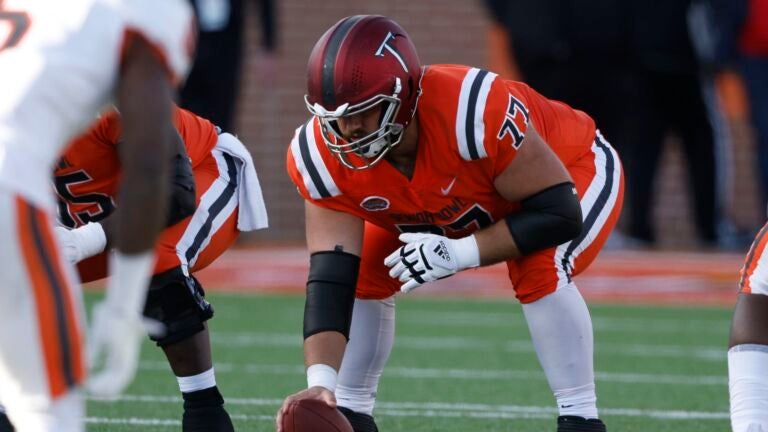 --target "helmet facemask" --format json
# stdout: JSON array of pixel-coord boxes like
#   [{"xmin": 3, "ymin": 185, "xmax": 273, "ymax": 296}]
[{"xmin": 306, "ymin": 78, "xmax": 405, "ymax": 170}]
